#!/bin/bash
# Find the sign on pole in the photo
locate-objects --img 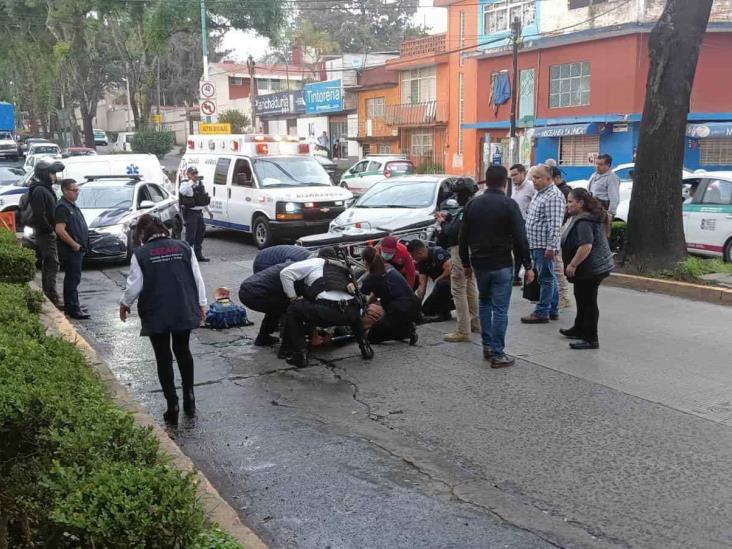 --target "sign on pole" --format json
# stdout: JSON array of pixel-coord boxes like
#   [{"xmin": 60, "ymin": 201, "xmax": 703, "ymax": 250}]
[
  {"xmin": 200, "ymin": 81, "xmax": 216, "ymax": 98},
  {"xmin": 200, "ymin": 100, "xmax": 216, "ymax": 117},
  {"xmin": 150, "ymin": 114, "xmax": 162, "ymax": 124},
  {"xmin": 199, "ymin": 123, "xmax": 231, "ymax": 135}
]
